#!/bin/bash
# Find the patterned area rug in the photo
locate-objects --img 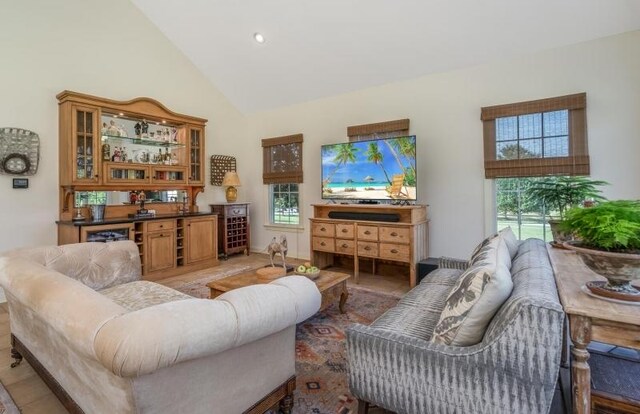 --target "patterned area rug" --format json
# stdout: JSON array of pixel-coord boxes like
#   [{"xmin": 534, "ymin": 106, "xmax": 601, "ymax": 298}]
[
  {"xmin": 293, "ymin": 287, "xmax": 398, "ymax": 414},
  {"xmin": 174, "ymin": 273, "xmax": 398, "ymax": 414},
  {"xmin": 0, "ymin": 380, "xmax": 19, "ymax": 414}
]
